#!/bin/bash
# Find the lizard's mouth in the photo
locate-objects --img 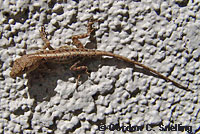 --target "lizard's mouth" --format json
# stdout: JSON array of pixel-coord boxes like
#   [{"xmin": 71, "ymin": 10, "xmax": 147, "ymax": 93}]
[
  {"xmin": 10, "ymin": 71, "xmax": 16, "ymax": 78},
  {"xmin": 10, "ymin": 69, "xmax": 23, "ymax": 78}
]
